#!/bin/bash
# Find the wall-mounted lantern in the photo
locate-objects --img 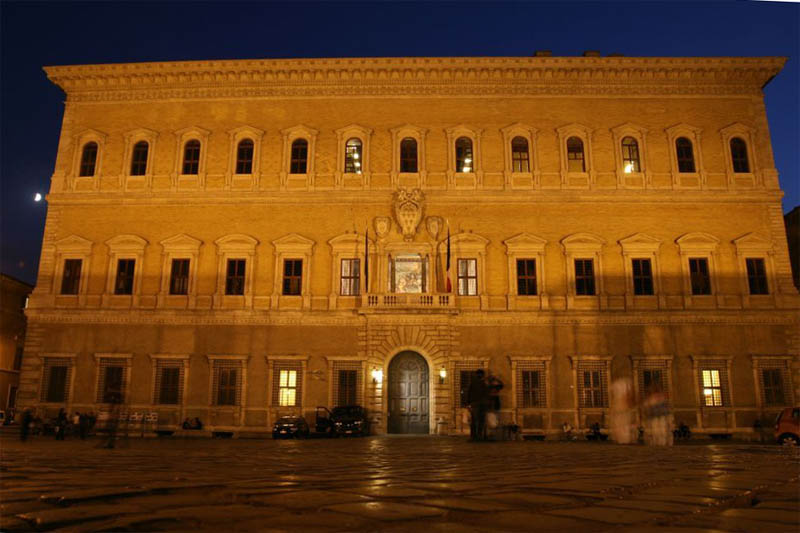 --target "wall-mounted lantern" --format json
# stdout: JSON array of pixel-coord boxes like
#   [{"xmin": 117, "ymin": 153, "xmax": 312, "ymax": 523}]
[
  {"xmin": 371, "ymin": 368, "xmax": 383, "ymax": 384},
  {"xmin": 439, "ymin": 367, "xmax": 447, "ymax": 384}
]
